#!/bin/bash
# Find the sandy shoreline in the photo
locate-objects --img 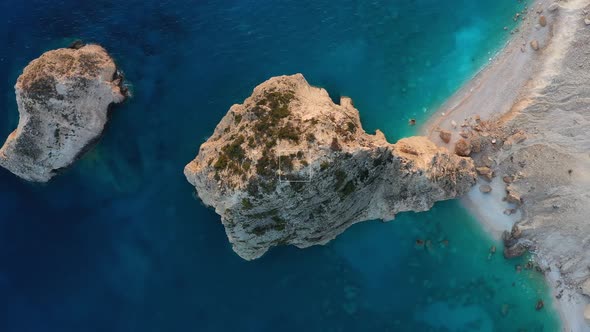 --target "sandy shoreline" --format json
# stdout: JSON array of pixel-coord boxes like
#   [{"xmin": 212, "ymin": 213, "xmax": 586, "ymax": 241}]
[{"xmin": 422, "ymin": 0, "xmax": 590, "ymax": 331}]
